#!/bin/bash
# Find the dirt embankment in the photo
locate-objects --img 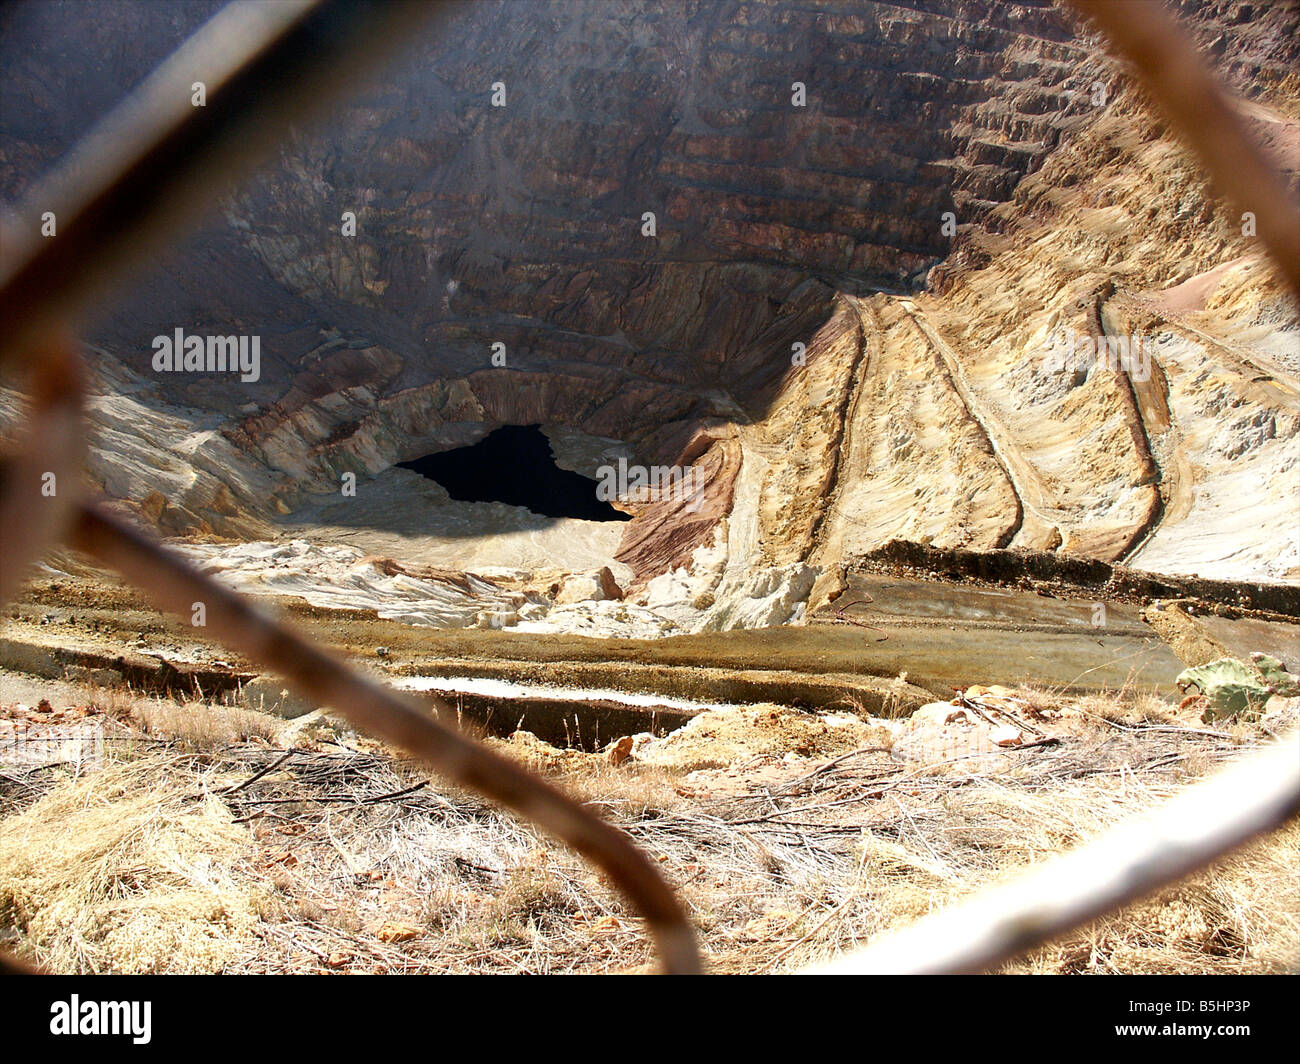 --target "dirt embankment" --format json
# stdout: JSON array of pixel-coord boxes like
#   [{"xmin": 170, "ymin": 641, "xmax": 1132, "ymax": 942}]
[{"xmin": 854, "ymin": 540, "xmax": 1300, "ymax": 619}]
